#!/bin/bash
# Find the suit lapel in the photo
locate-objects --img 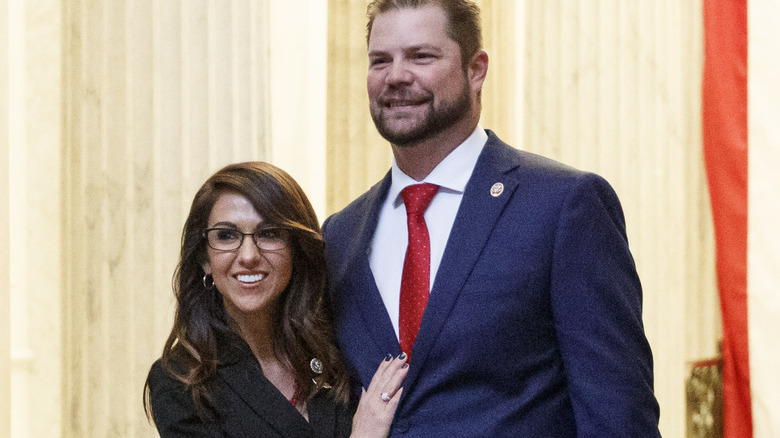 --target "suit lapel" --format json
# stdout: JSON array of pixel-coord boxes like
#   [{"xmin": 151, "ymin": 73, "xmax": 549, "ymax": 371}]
[
  {"xmin": 306, "ymin": 394, "xmax": 337, "ymax": 438},
  {"xmin": 340, "ymin": 173, "xmax": 403, "ymax": 356},
  {"xmin": 217, "ymin": 340, "xmax": 314, "ymax": 437},
  {"xmin": 405, "ymin": 133, "xmax": 522, "ymax": 382}
]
